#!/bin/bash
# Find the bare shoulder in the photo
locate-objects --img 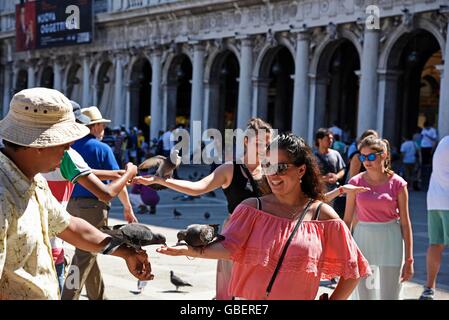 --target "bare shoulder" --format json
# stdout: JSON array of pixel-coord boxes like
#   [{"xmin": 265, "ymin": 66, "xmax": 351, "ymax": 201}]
[
  {"xmin": 240, "ymin": 197, "xmax": 259, "ymax": 209},
  {"xmin": 214, "ymin": 162, "xmax": 235, "ymax": 188},
  {"xmin": 214, "ymin": 162, "xmax": 234, "ymax": 176},
  {"xmin": 315, "ymin": 202, "xmax": 341, "ymax": 221}
]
